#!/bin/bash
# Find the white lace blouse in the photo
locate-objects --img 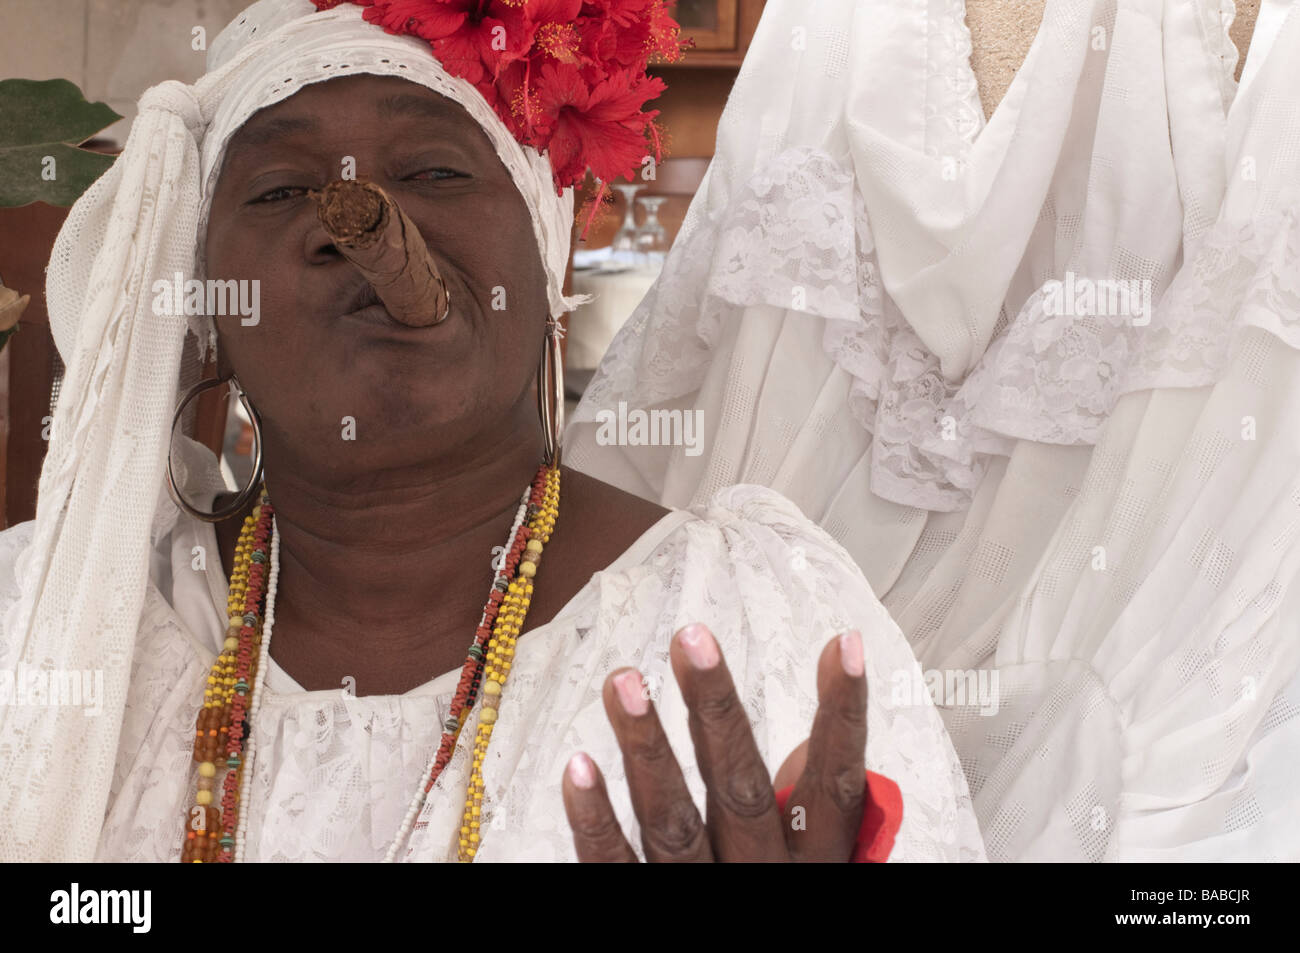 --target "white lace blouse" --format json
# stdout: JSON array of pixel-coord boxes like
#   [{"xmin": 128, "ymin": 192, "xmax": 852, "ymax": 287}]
[{"xmin": 0, "ymin": 482, "xmax": 985, "ymax": 862}]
